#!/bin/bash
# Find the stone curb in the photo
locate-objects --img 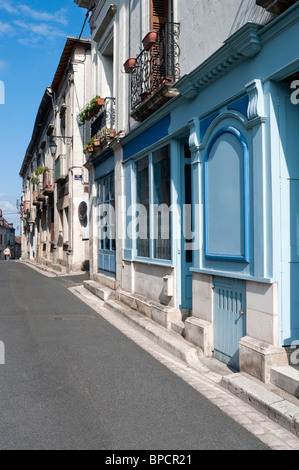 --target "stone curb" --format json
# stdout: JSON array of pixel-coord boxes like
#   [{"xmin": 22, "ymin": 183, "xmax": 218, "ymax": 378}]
[
  {"xmin": 221, "ymin": 374, "xmax": 299, "ymax": 438},
  {"xmin": 19, "ymin": 260, "xmax": 60, "ymax": 276}
]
